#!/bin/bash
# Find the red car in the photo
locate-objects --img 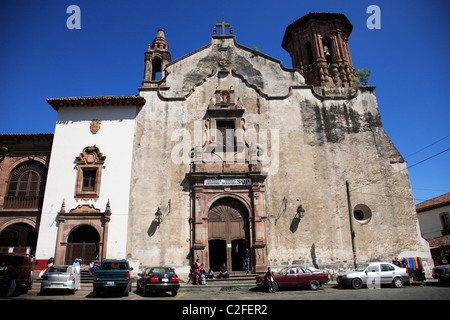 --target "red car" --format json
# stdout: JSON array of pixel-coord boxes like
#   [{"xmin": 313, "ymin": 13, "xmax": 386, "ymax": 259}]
[{"xmin": 257, "ymin": 266, "xmax": 329, "ymax": 292}]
